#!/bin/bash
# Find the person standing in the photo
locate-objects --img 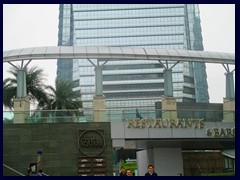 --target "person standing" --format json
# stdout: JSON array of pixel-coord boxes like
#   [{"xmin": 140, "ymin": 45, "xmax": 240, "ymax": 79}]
[
  {"xmin": 27, "ymin": 168, "xmax": 32, "ymax": 176},
  {"xmin": 119, "ymin": 166, "xmax": 126, "ymax": 176},
  {"xmin": 126, "ymin": 169, "xmax": 132, "ymax": 176},
  {"xmin": 145, "ymin": 164, "xmax": 158, "ymax": 176},
  {"xmin": 35, "ymin": 169, "xmax": 45, "ymax": 176}
]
